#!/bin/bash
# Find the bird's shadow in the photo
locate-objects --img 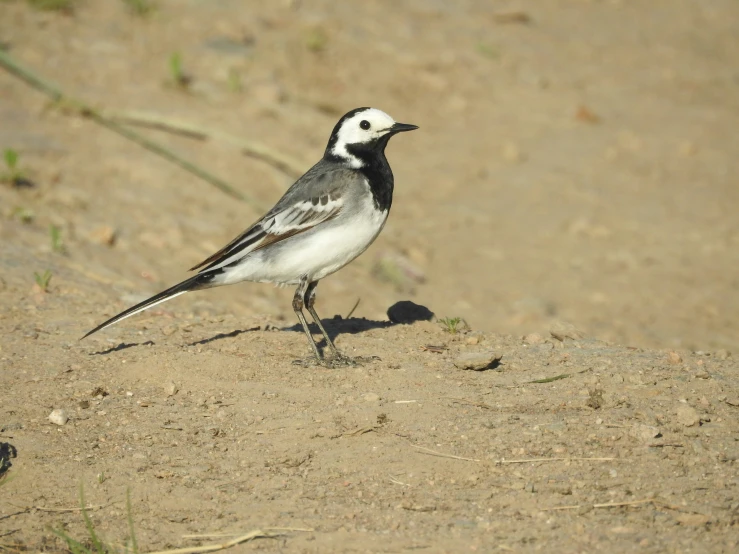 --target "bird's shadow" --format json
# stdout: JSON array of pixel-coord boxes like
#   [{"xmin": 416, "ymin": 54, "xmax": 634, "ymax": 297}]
[
  {"xmin": 280, "ymin": 300, "xmax": 435, "ymax": 352},
  {"xmin": 188, "ymin": 326, "xmax": 260, "ymax": 346},
  {"xmin": 90, "ymin": 341, "xmax": 155, "ymax": 356},
  {"xmin": 282, "ymin": 315, "xmax": 392, "ymax": 343},
  {"xmin": 86, "ymin": 301, "xmax": 435, "ymax": 355}
]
